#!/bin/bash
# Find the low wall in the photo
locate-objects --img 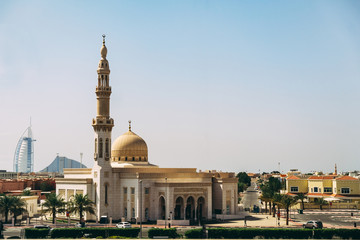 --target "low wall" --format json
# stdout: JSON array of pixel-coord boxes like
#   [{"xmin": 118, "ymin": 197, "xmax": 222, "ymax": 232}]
[
  {"xmin": 215, "ymin": 212, "xmax": 249, "ymax": 220},
  {"xmin": 157, "ymin": 219, "xmax": 190, "ymax": 226}
]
